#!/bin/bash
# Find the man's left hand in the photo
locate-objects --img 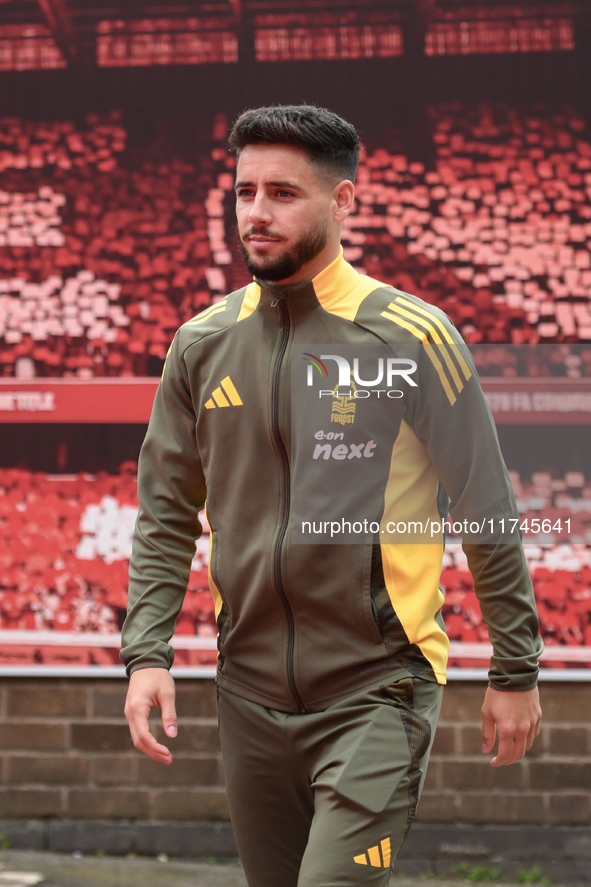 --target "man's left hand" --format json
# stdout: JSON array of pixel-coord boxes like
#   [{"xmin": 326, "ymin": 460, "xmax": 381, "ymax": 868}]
[{"xmin": 481, "ymin": 686, "xmax": 542, "ymax": 767}]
